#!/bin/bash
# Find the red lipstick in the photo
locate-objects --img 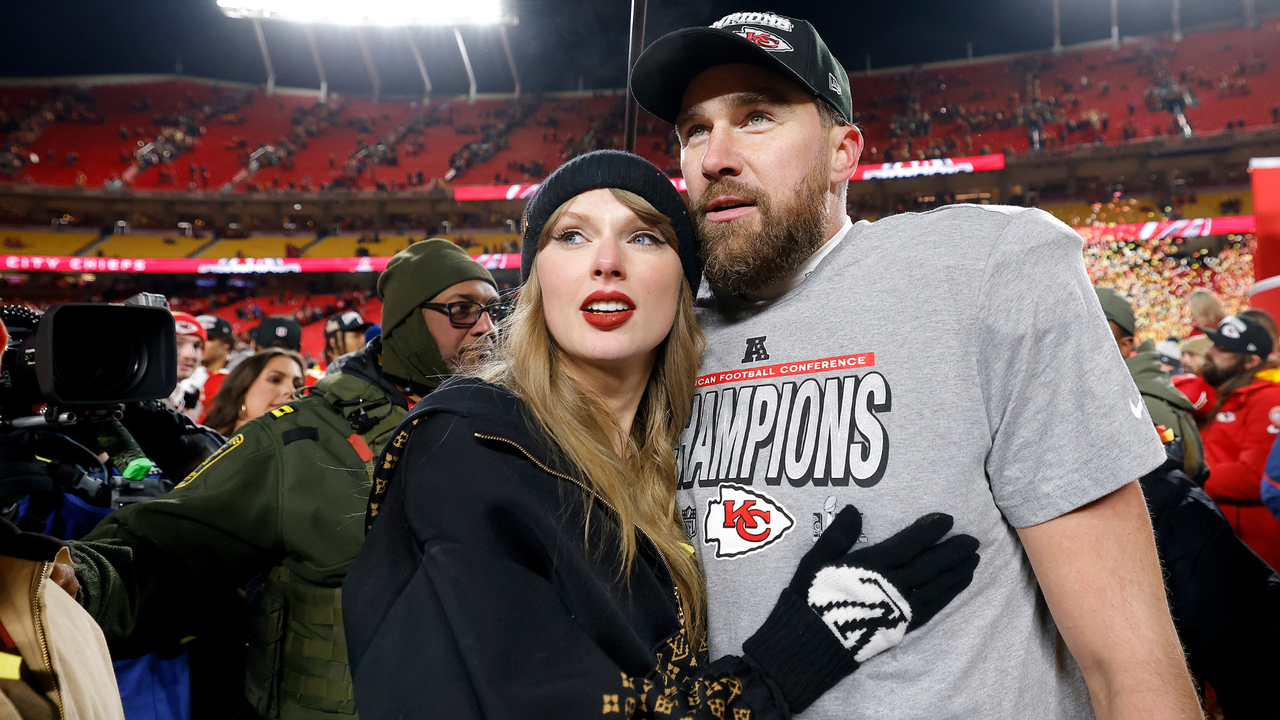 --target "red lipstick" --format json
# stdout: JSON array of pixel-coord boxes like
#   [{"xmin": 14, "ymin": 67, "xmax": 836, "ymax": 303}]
[{"xmin": 580, "ymin": 290, "xmax": 635, "ymax": 329}]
